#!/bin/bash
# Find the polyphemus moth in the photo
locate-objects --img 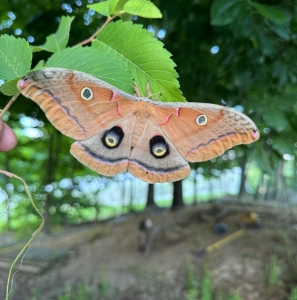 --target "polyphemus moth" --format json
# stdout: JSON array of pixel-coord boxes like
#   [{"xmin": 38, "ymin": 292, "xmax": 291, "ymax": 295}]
[{"xmin": 17, "ymin": 68, "xmax": 259, "ymax": 183}]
